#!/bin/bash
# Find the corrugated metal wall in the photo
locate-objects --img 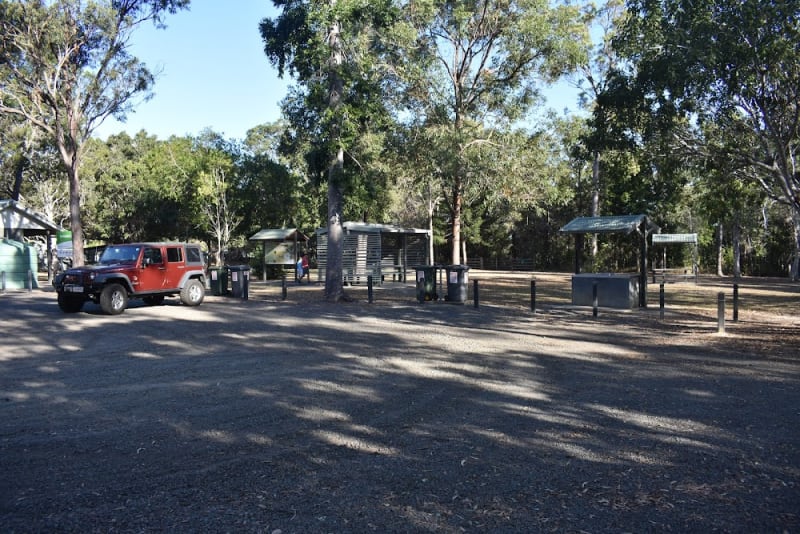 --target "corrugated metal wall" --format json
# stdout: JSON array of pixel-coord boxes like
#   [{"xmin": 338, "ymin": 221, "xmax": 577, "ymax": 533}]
[{"xmin": 317, "ymin": 230, "xmax": 428, "ymax": 284}]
